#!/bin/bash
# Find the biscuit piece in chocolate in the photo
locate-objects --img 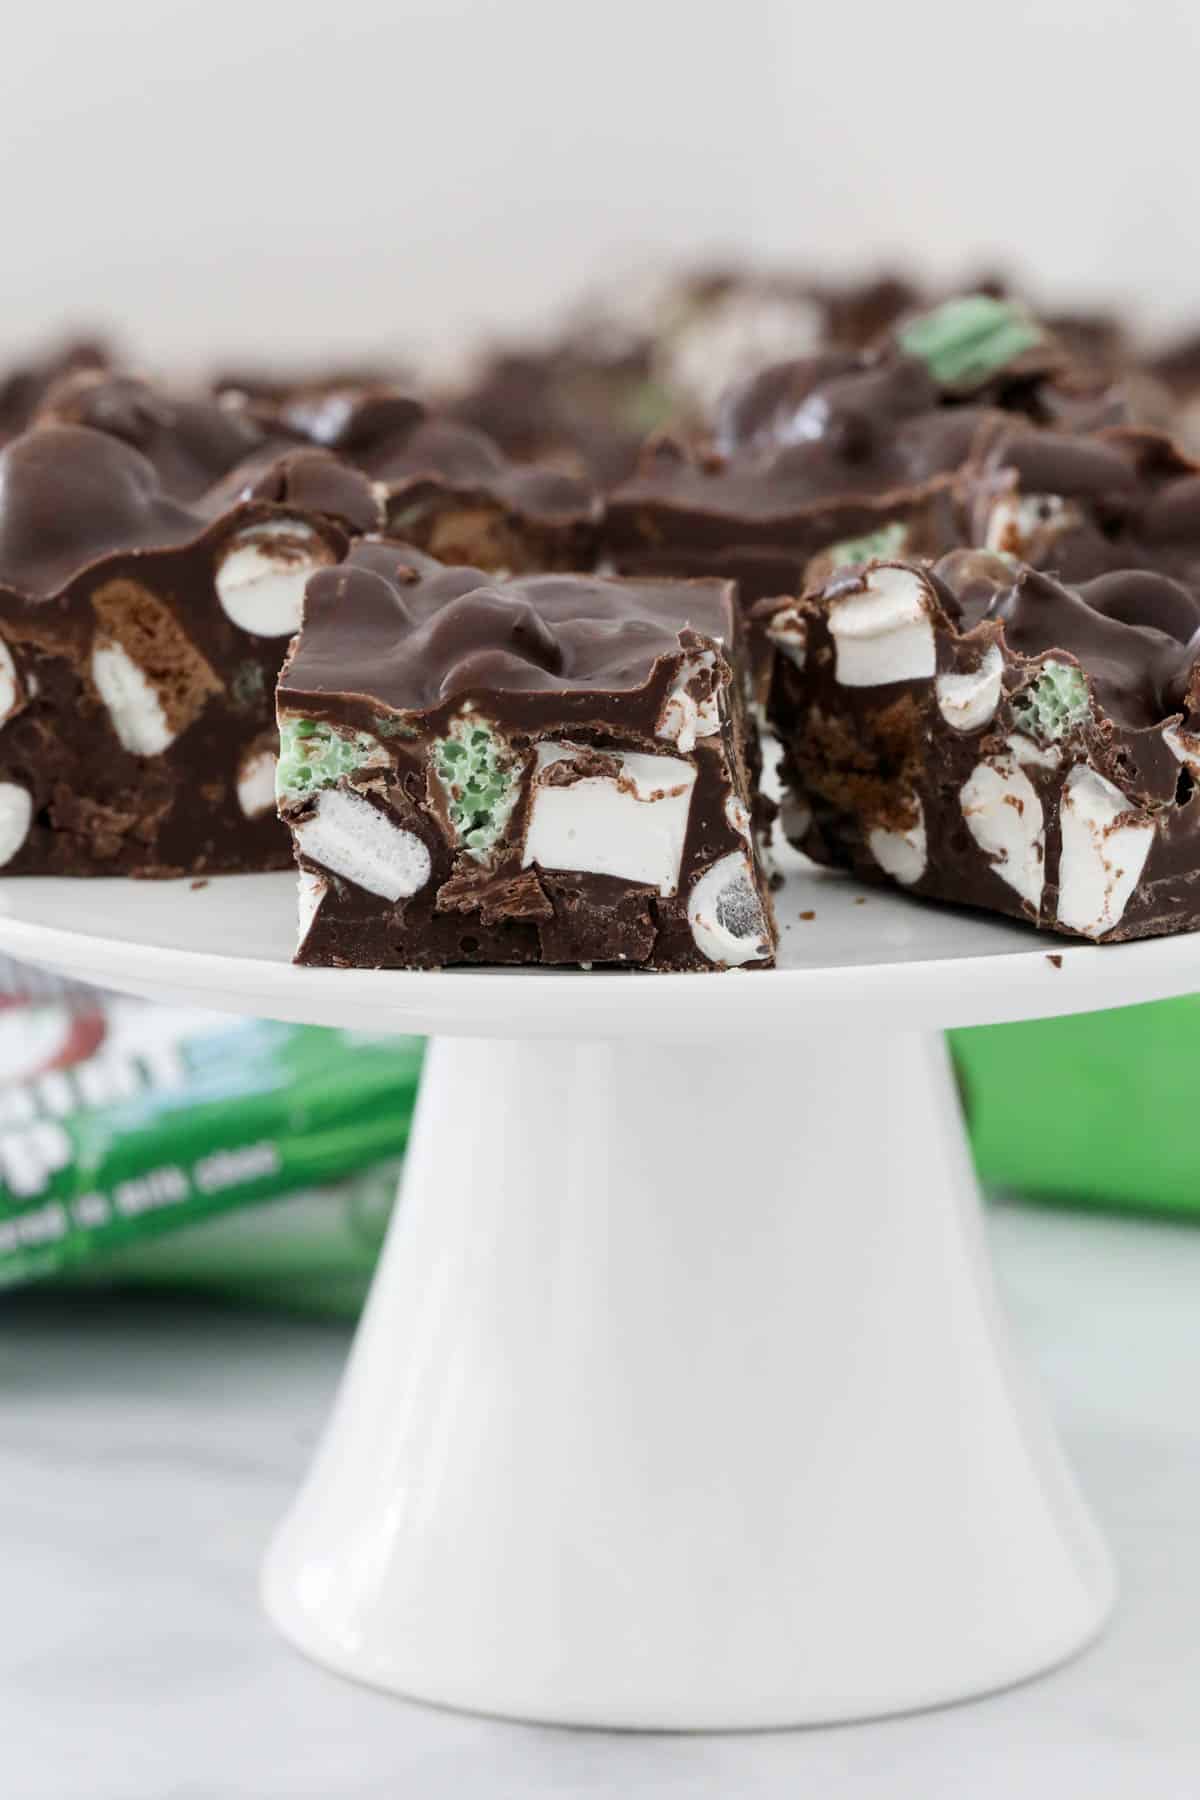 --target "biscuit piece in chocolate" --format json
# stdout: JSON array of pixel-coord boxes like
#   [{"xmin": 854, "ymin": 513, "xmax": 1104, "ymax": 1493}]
[
  {"xmin": 277, "ymin": 541, "xmax": 775, "ymax": 970},
  {"xmin": 760, "ymin": 550, "xmax": 1200, "ymax": 941},
  {"xmin": 0, "ymin": 424, "xmax": 375, "ymax": 876}
]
